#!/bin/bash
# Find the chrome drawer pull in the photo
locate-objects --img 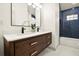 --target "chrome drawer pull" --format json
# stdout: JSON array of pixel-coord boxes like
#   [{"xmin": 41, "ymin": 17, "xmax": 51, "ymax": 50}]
[
  {"xmin": 31, "ymin": 42, "xmax": 38, "ymax": 46},
  {"xmin": 31, "ymin": 51, "xmax": 38, "ymax": 56}
]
